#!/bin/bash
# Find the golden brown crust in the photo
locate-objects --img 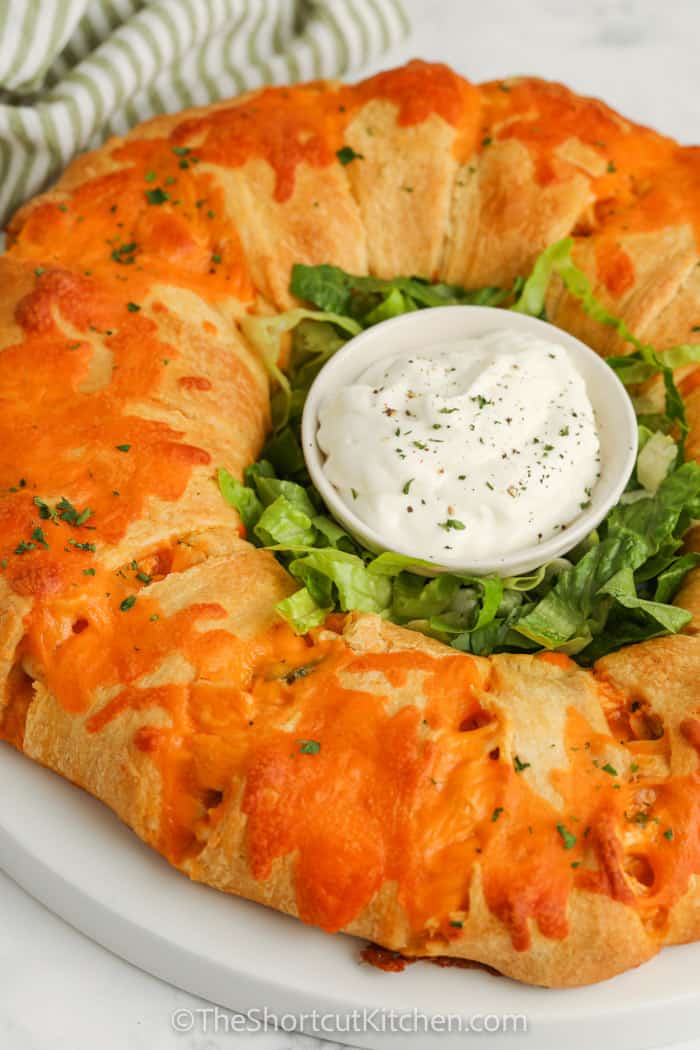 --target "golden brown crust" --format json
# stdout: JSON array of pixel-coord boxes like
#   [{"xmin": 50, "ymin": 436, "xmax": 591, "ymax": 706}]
[{"xmin": 2, "ymin": 61, "xmax": 700, "ymax": 988}]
